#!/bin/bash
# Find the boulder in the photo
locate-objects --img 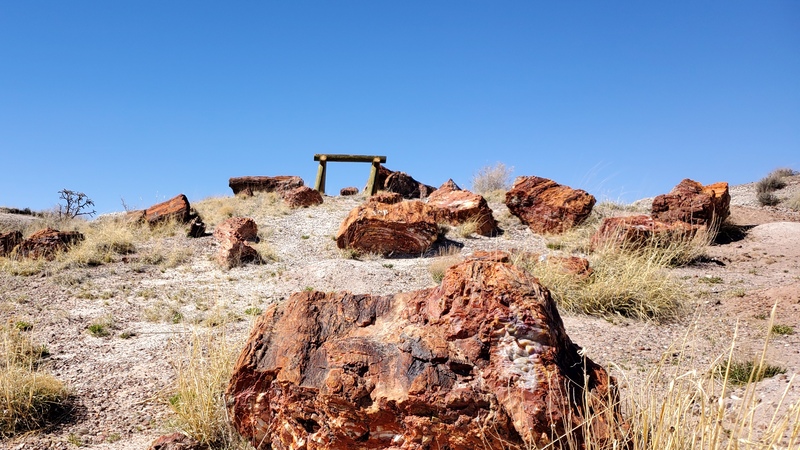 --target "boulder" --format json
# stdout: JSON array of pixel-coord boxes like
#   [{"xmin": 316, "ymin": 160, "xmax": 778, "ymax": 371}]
[
  {"xmin": 0, "ymin": 230, "xmax": 22, "ymax": 257},
  {"xmin": 467, "ymin": 250, "xmax": 510, "ymax": 262},
  {"xmin": 340, "ymin": 187, "xmax": 359, "ymax": 196},
  {"xmin": 383, "ymin": 171, "xmax": 437, "ymax": 199},
  {"xmin": 227, "ymin": 259, "xmax": 621, "ymax": 450},
  {"xmin": 427, "ymin": 179, "xmax": 499, "ymax": 236},
  {"xmin": 15, "ymin": 228, "xmax": 84, "ymax": 260},
  {"xmin": 590, "ymin": 215, "xmax": 699, "ymax": 251},
  {"xmin": 367, "ymin": 191, "xmax": 403, "ymax": 205},
  {"xmin": 229, "ymin": 176, "xmax": 305, "ymax": 196},
  {"xmin": 651, "ymin": 179, "xmax": 730, "ymax": 226},
  {"xmin": 144, "ymin": 194, "xmax": 191, "ymax": 225},
  {"xmin": 147, "ymin": 433, "xmax": 207, "ymax": 450},
  {"xmin": 213, "ymin": 217, "xmax": 261, "ymax": 269},
  {"xmin": 505, "ymin": 176, "xmax": 596, "ymax": 234},
  {"xmin": 336, "ymin": 200, "xmax": 439, "ymax": 256},
  {"xmin": 282, "ymin": 186, "xmax": 323, "ymax": 208}
]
